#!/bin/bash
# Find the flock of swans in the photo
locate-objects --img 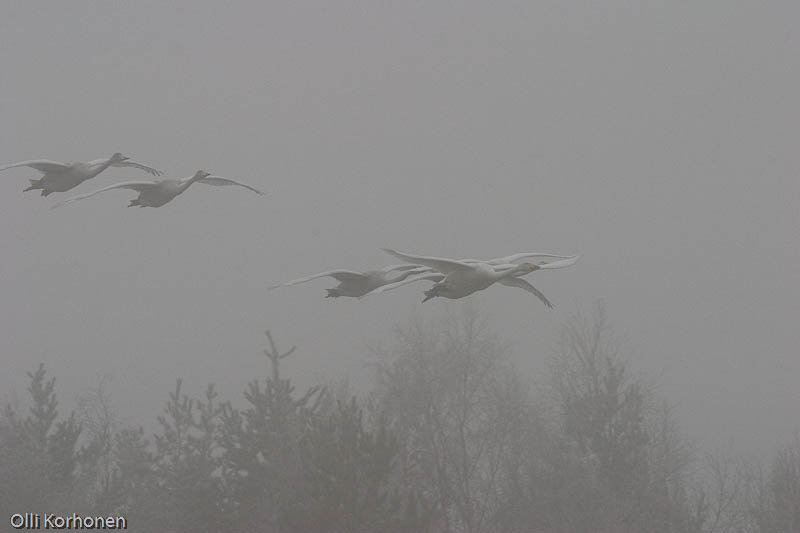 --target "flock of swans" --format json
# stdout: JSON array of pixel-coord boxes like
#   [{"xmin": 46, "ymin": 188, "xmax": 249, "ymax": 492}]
[
  {"xmin": 269, "ymin": 249, "xmax": 580, "ymax": 305},
  {"xmin": 3, "ymin": 151, "xmax": 579, "ymax": 305},
  {"xmin": 0, "ymin": 152, "xmax": 264, "ymax": 207}
]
